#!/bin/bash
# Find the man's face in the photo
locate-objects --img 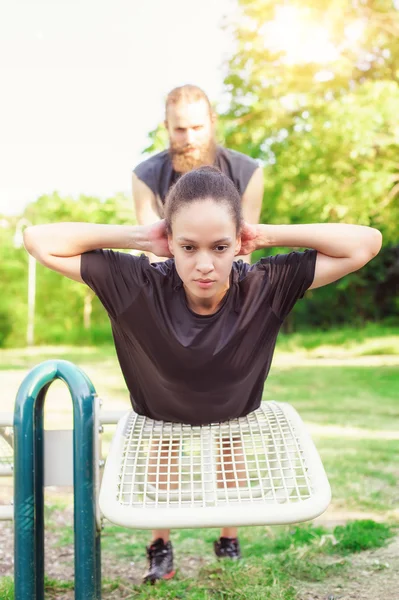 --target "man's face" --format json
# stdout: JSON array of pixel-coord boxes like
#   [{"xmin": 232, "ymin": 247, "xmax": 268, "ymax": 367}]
[{"xmin": 166, "ymin": 99, "xmax": 216, "ymax": 173}]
